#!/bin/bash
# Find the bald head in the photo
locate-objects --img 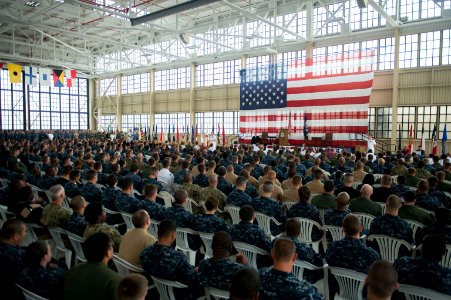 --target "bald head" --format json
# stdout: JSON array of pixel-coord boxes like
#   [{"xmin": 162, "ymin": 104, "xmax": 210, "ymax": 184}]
[
  {"xmin": 208, "ymin": 174, "xmax": 218, "ymax": 186},
  {"xmin": 386, "ymin": 194, "xmax": 401, "ymax": 212},
  {"xmin": 360, "ymin": 184, "xmax": 373, "ymax": 198},
  {"xmin": 267, "ymin": 170, "xmax": 276, "ymax": 181},
  {"xmin": 335, "ymin": 192, "xmax": 350, "ymax": 210}
]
